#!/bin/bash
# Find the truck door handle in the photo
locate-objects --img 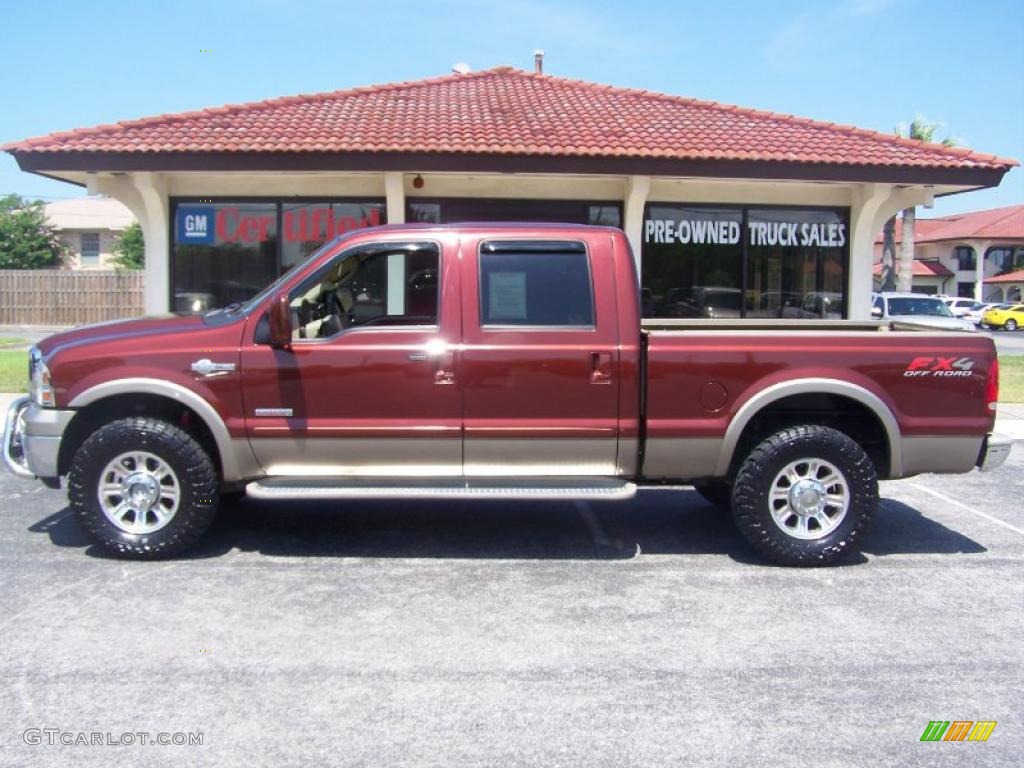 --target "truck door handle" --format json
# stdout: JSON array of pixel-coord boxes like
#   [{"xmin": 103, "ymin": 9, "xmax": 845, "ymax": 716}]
[
  {"xmin": 590, "ymin": 352, "xmax": 613, "ymax": 384},
  {"xmin": 408, "ymin": 344, "xmax": 456, "ymax": 384}
]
